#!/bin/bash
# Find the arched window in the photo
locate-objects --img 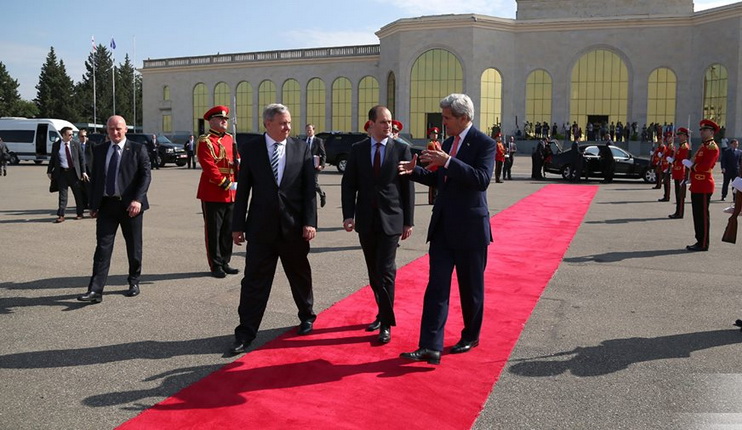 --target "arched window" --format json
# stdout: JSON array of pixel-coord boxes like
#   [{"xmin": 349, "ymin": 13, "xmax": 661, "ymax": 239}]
[
  {"xmin": 358, "ymin": 76, "xmax": 379, "ymax": 131},
  {"xmin": 410, "ymin": 49, "xmax": 463, "ymax": 138},
  {"xmin": 525, "ymin": 69, "xmax": 552, "ymax": 128},
  {"xmin": 282, "ymin": 79, "xmax": 301, "ymax": 125},
  {"xmin": 332, "ymin": 77, "xmax": 352, "ymax": 132},
  {"xmin": 646, "ymin": 67, "xmax": 677, "ymax": 128},
  {"xmin": 569, "ymin": 49, "xmax": 628, "ymax": 140},
  {"xmin": 702, "ymin": 64, "xmax": 728, "ymax": 127},
  {"xmin": 306, "ymin": 78, "xmax": 326, "ymax": 131},
  {"xmin": 480, "ymin": 68, "xmax": 503, "ymax": 137},
  {"xmin": 387, "ymin": 72, "xmax": 396, "ymax": 119},
  {"xmin": 214, "ymin": 82, "xmax": 230, "ymax": 108},
  {"xmin": 192, "ymin": 83, "xmax": 208, "ymax": 135},
  {"xmin": 236, "ymin": 81, "xmax": 253, "ymax": 132},
  {"xmin": 258, "ymin": 80, "xmax": 276, "ymax": 131}
]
